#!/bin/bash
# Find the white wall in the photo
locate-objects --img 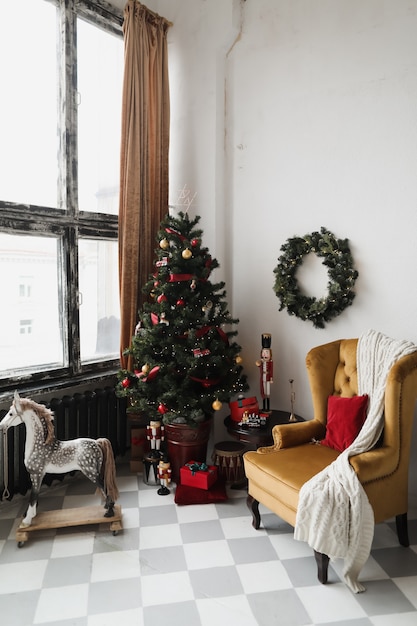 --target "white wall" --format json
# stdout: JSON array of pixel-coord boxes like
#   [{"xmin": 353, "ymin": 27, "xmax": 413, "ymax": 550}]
[{"xmin": 115, "ymin": 0, "xmax": 417, "ymax": 501}]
